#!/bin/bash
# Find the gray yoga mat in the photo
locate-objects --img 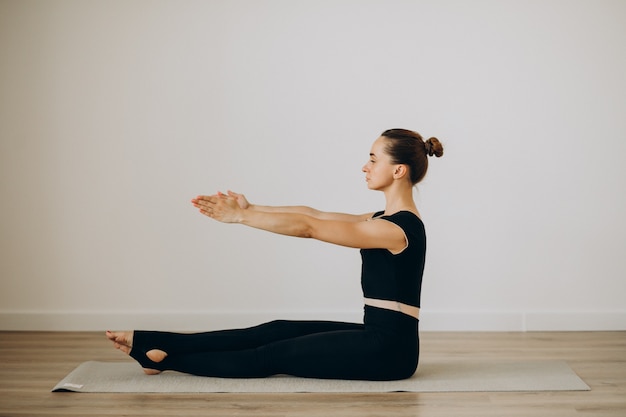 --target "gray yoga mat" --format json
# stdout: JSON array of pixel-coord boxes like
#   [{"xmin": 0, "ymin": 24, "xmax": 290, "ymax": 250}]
[{"xmin": 52, "ymin": 360, "xmax": 590, "ymax": 393}]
